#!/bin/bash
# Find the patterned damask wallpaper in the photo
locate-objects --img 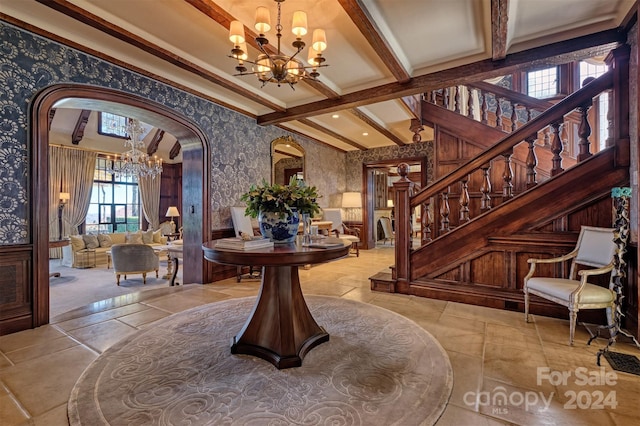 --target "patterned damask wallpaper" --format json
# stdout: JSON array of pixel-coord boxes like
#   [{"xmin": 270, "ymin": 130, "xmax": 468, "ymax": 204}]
[
  {"xmin": 345, "ymin": 141, "xmax": 434, "ymax": 193},
  {"xmin": 0, "ymin": 21, "xmax": 343, "ymax": 244}
]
